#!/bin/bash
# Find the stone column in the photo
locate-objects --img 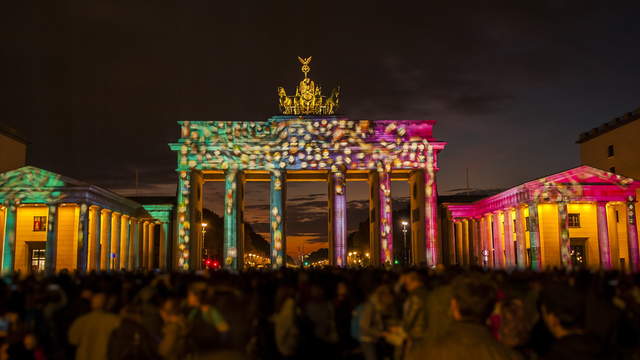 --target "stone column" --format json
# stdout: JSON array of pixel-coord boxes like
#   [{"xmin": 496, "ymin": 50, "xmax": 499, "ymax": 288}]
[
  {"xmin": 409, "ymin": 170, "xmax": 426, "ymax": 266},
  {"xmin": 492, "ymin": 212, "xmax": 504, "ymax": 268},
  {"xmin": 127, "ymin": 218, "xmax": 135, "ymax": 269},
  {"xmin": 159, "ymin": 222, "xmax": 169, "ymax": 270},
  {"xmin": 122, "ymin": 216, "xmax": 130, "ymax": 270},
  {"xmin": 270, "ymin": 170, "xmax": 286, "ymax": 269},
  {"xmin": 503, "ymin": 209, "xmax": 514, "ymax": 268},
  {"xmin": 596, "ymin": 201, "xmax": 612, "ymax": 270},
  {"xmin": 328, "ymin": 170, "xmax": 347, "ymax": 267},
  {"xmin": 485, "ymin": 214, "xmax": 495, "ymax": 267},
  {"xmin": 189, "ymin": 170, "xmax": 204, "ymax": 270},
  {"xmin": 112, "ymin": 213, "xmax": 121, "ymax": 270},
  {"xmin": 92, "ymin": 207, "xmax": 102, "ymax": 271},
  {"xmin": 527, "ymin": 203, "xmax": 542, "ymax": 270},
  {"xmin": 224, "ymin": 170, "xmax": 244, "ymax": 270},
  {"xmin": 379, "ymin": 169, "xmax": 393, "ymax": 264},
  {"xmin": 148, "ymin": 223, "xmax": 155, "ymax": 269},
  {"xmin": 141, "ymin": 221, "xmax": 148, "ymax": 269},
  {"xmin": 76, "ymin": 204, "xmax": 90, "ymax": 272},
  {"xmin": 102, "ymin": 210, "xmax": 112, "ymax": 271},
  {"xmin": 462, "ymin": 219, "xmax": 470, "ymax": 266},
  {"xmin": 448, "ymin": 218, "xmax": 456, "ymax": 265},
  {"xmin": 132, "ymin": 219, "xmax": 140, "ymax": 269},
  {"xmin": 368, "ymin": 171, "xmax": 381, "ymax": 266},
  {"xmin": 626, "ymin": 198, "xmax": 639, "ymax": 272},
  {"xmin": 469, "ymin": 218, "xmax": 479, "ymax": 265},
  {"xmin": 1, "ymin": 204, "xmax": 16, "ymax": 274},
  {"xmin": 455, "ymin": 220, "xmax": 464, "ymax": 265},
  {"xmin": 557, "ymin": 201, "xmax": 572, "ymax": 269},
  {"xmin": 176, "ymin": 170, "xmax": 192, "ymax": 270},
  {"xmin": 425, "ymin": 167, "xmax": 439, "ymax": 267},
  {"xmin": 515, "ymin": 206, "xmax": 526, "ymax": 269},
  {"xmin": 45, "ymin": 204, "xmax": 58, "ymax": 274}
]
